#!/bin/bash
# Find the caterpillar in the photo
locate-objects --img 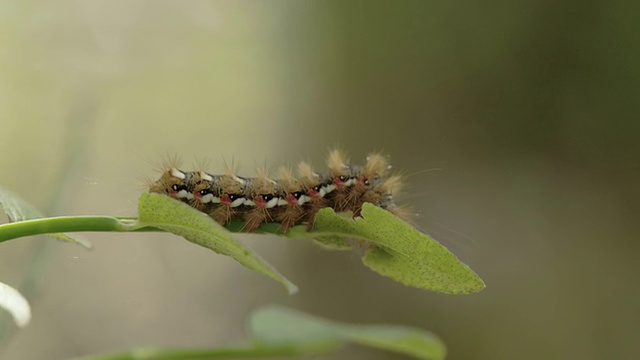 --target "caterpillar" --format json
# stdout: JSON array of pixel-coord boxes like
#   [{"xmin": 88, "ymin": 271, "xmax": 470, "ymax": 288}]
[{"xmin": 148, "ymin": 150, "xmax": 405, "ymax": 232}]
